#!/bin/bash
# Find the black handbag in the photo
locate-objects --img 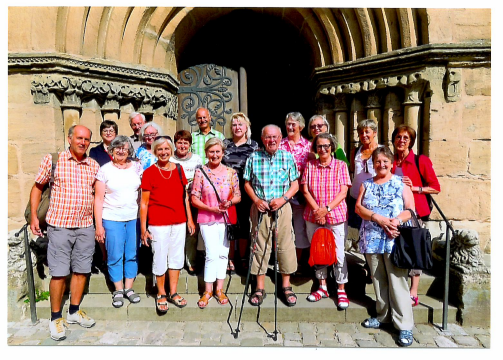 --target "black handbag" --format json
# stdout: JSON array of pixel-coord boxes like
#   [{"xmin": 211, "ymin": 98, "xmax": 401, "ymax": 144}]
[
  {"xmin": 391, "ymin": 209, "xmax": 433, "ymax": 270},
  {"xmin": 199, "ymin": 167, "xmax": 240, "ymax": 241}
]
